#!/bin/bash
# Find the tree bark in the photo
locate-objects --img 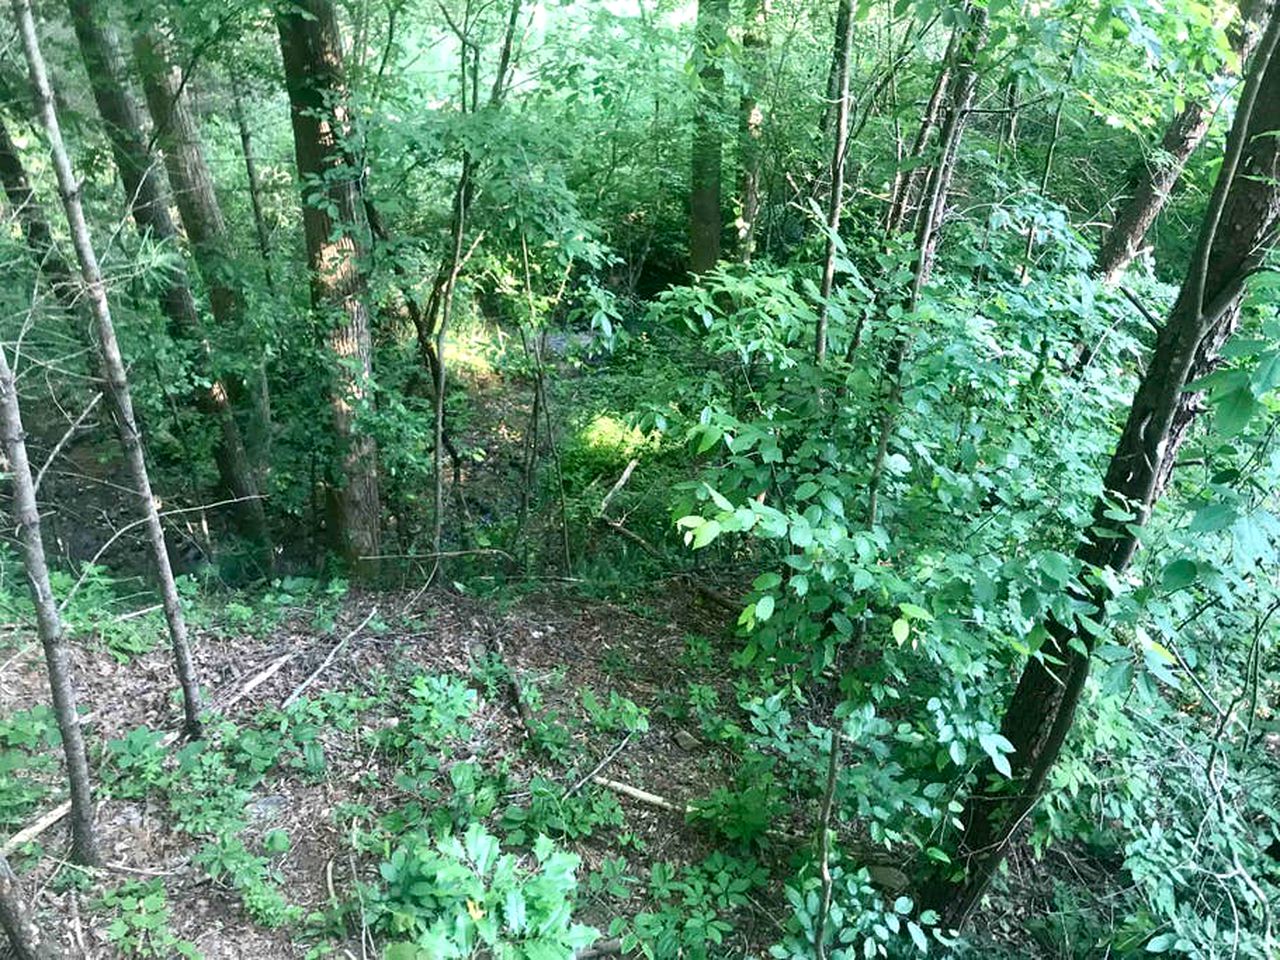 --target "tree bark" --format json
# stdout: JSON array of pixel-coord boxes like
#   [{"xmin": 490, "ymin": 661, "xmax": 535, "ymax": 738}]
[
  {"xmin": 0, "ymin": 342, "xmax": 98, "ymax": 868},
  {"xmin": 820, "ymin": 0, "xmax": 852, "ymax": 137},
  {"xmin": 64, "ymin": 0, "xmax": 267, "ymax": 548},
  {"xmin": 927, "ymin": 7, "xmax": 1280, "ymax": 929},
  {"xmin": 814, "ymin": 0, "xmax": 854, "ymax": 362},
  {"xmin": 1093, "ymin": 0, "xmax": 1268, "ymax": 283},
  {"xmin": 0, "ymin": 857, "xmax": 55, "ymax": 960},
  {"xmin": 690, "ymin": 0, "xmax": 727, "ymax": 274},
  {"xmin": 734, "ymin": 0, "xmax": 767, "ymax": 263},
  {"xmin": 15, "ymin": 0, "xmax": 206, "ymax": 738},
  {"xmin": 276, "ymin": 0, "xmax": 381, "ymax": 576}
]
